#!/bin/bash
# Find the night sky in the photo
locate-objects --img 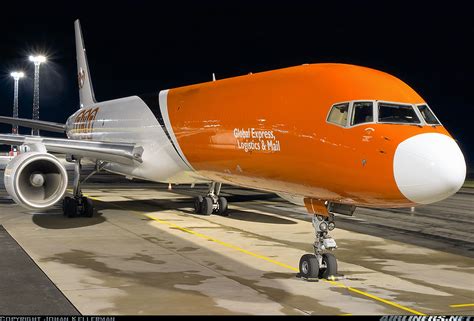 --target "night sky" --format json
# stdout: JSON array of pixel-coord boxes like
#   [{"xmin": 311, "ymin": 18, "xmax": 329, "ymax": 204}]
[{"xmin": 0, "ymin": 0, "xmax": 472, "ymax": 171}]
